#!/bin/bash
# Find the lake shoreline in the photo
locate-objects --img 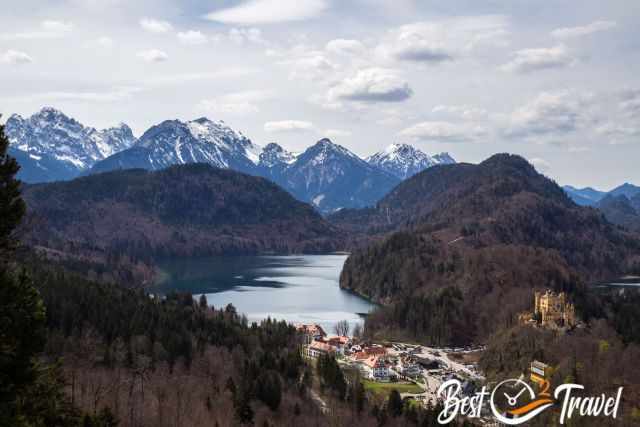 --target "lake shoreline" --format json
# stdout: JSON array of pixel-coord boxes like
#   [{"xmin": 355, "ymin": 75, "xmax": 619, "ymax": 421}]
[{"xmin": 152, "ymin": 253, "xmax": 374, "ymax": 334}]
